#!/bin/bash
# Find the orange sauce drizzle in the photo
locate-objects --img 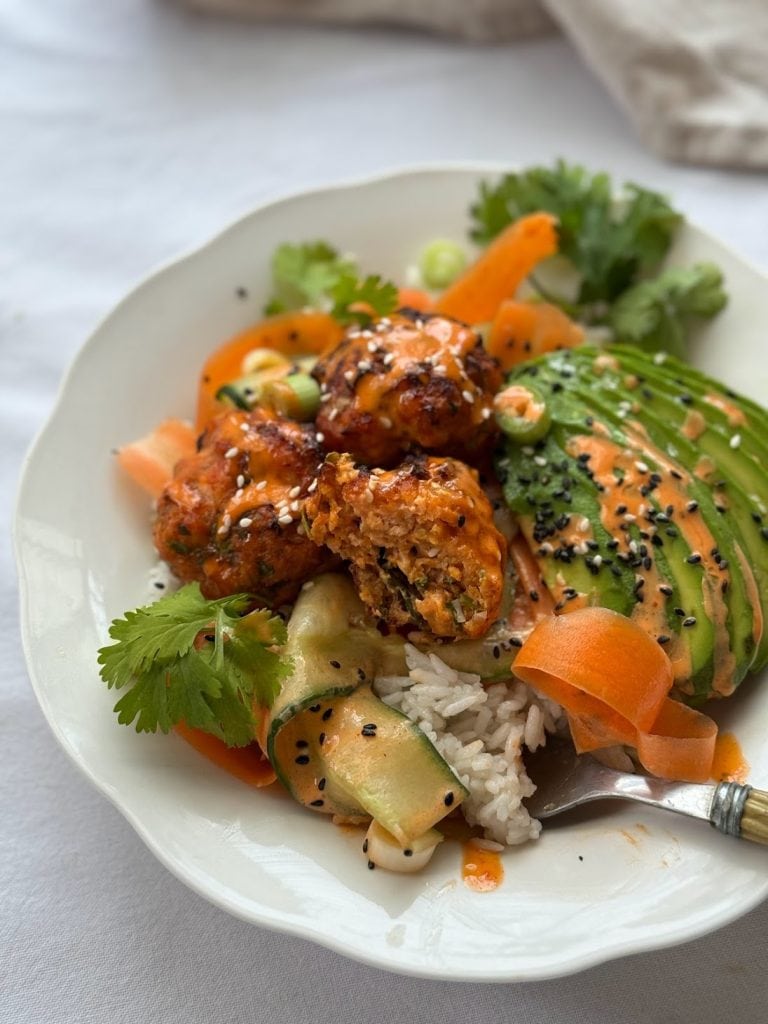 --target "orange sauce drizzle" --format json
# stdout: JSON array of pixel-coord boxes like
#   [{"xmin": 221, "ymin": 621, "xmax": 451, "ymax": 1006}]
[
  {"xmin": 703, "ymin": 393, "xmax": 747, "ymax": 427},
  {"xmin": 175, "ymin": 722, "xmax": 276, "ymax": 787},
  {"xmin": 461, "ymin": 841, "xmax": 505, "ymax": 891},
  {"xmin": 711, "ymin": 732, "xmax": 750, "ymax": 783}
]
